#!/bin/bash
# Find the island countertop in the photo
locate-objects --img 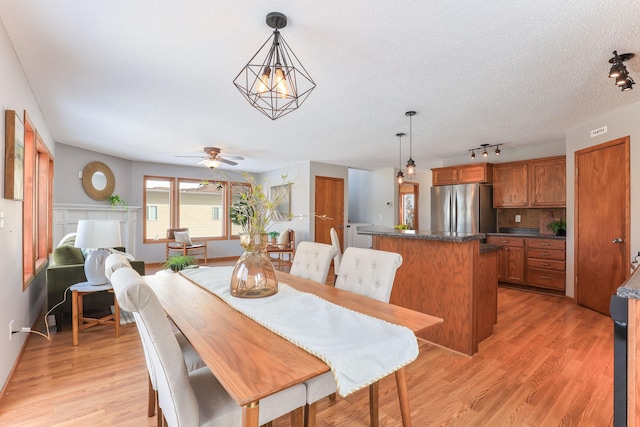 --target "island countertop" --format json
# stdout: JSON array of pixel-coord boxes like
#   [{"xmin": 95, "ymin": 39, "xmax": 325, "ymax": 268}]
[
  {"xmin": 357, "ymin": 226, "xmax": 485, "ymax": 243},
  {"xmin": 617, "ymin": 267, "xmax": 640, "ymax": 299}
]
